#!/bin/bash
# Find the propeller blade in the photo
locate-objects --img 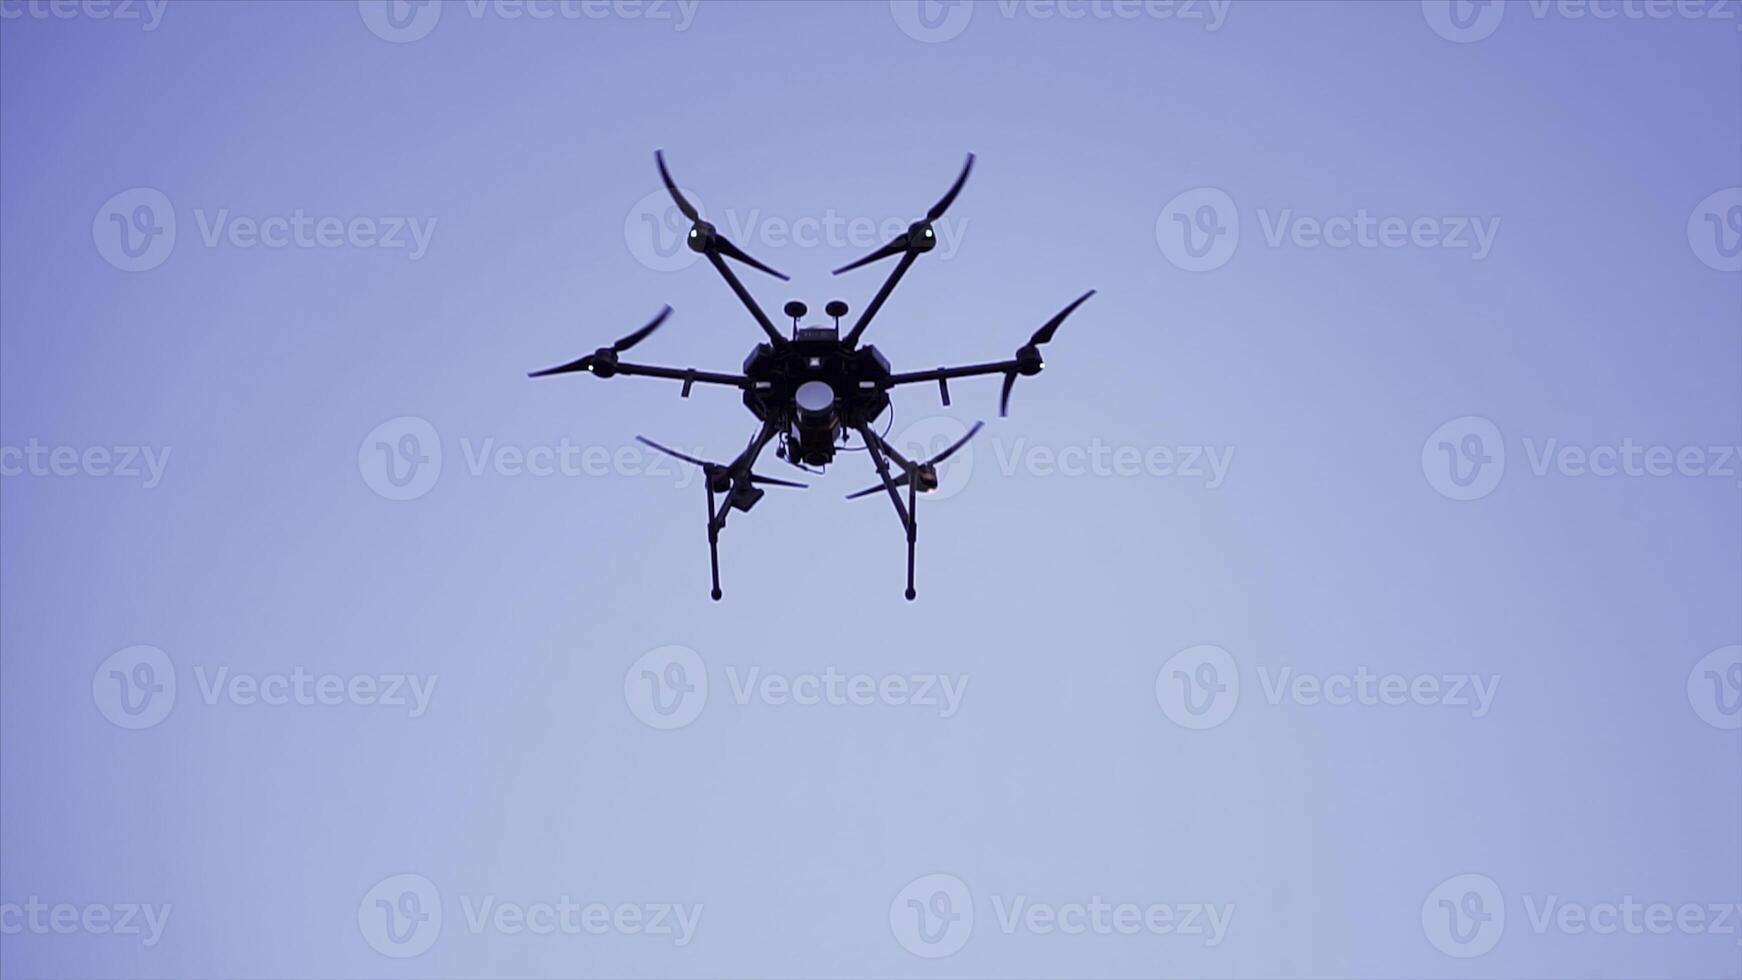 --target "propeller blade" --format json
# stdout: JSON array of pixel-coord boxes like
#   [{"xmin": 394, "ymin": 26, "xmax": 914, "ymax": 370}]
[
  {"xmin": 528, "ymin": 355, "xmax": 593, "ymax": 379},
  {"xmin": 614, "ymin": 305, "xmax": 673, "ymax": 353},
  {"xmin": 714, "ymin": 235, "xmax": 789, "ymax": 281},
  {"xmin": 831, "ymin": 235, "xmax": 908, "ymax": 275},
  {"xmin": 635, "ymin": 435, "xmax": 717, "ymax": 471},
  {"xmin": 653, "ymin": 150, "xmax": 699, "ymax": 223},
  {"xmin": 750, "ymin": 473, "xmax": 808, "ymax": 489},
  {"xmin": 1029, "ymin": 289, "xmax": 1095, "ymax": 347},
  {"xmin": 926, "ymin": 153, "xmax": 975, "ymax": 222},
  {"xmin": 845, "ymin": 473, "xmax": 912, "ymax": 500},
  {"xmin": 999, "ymin": 372, "xmax": 1017, "ymax": 417},
  {"xmin": 926, "ymin": 421, "xmax": 984, "ymax": 465}
]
